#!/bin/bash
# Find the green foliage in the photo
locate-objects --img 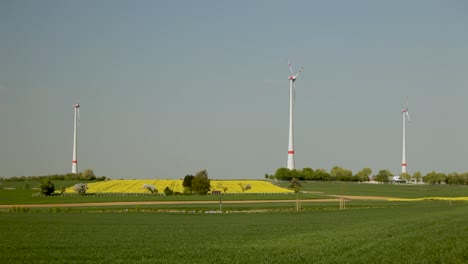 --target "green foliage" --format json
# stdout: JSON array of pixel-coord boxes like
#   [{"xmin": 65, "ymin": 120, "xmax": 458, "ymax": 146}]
[
  {"xmin": 182, "ymin": 175, "xmax": 194, "ymax": 192},
  {"xmin": 374, "ymin": 170, "xmax": 392, "ymax": 183},
  {"xmin": 446, "ymin": 172, "xmax": 468, "ymax": 185},
  {"xmin": 274, "ymin": 167, "xmax": 338, "ymax": 182},
  {"xmin": 312, "ymin": 168, "xmax": 331, "ymax": 181},
  {"xmin": 81, "ymin": 169, "xmax": 96, "ymax": 181},
  {"xmin": 274, "ymin": 167, "xmax": 291, "ymax": 181},
  {"xmin": 289, "ymin": 178, "xmax": 302, "ymax": 193},
  {"xmin": 424, "ymin": 171, "xmax": 447, "ymax": 184},
  {"xmin": 270, "ymin": 166, "xmax": 468, "ymax": 185},
  {"xmin": 183, "ymin": 187, "xmax": 192, "ymax": 194},
  {"xmin": 330, "ymin": 166, "xmax": 354, "ymax": 181},
  {"xmin": 191, "ymin": 170, "xmax": 211, "ymax": 195},
  {"xmin": 163, "ymin": 186, "xmax": 174, "ymax": 196},
  {"xmin": 400, "ymin": 172, "xmax": 411, "ymax": 182},
  {"xmin": 355, "ymin": 168, "xmax": 372, "ymax": 182},
  {"xmin": 40, "ymin": 180, "xmax": 55, "ymax": 196},
  {"xmin": 1, "ymin": 170, "xmax": 104, "ymax": 182},
  {"xmin": 302, "ymin": 167, "xmax": 314, "ymax": 180},
  {"xmin": 413, "ymin": 171, "xmax": 422, "ymax": 183}
]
